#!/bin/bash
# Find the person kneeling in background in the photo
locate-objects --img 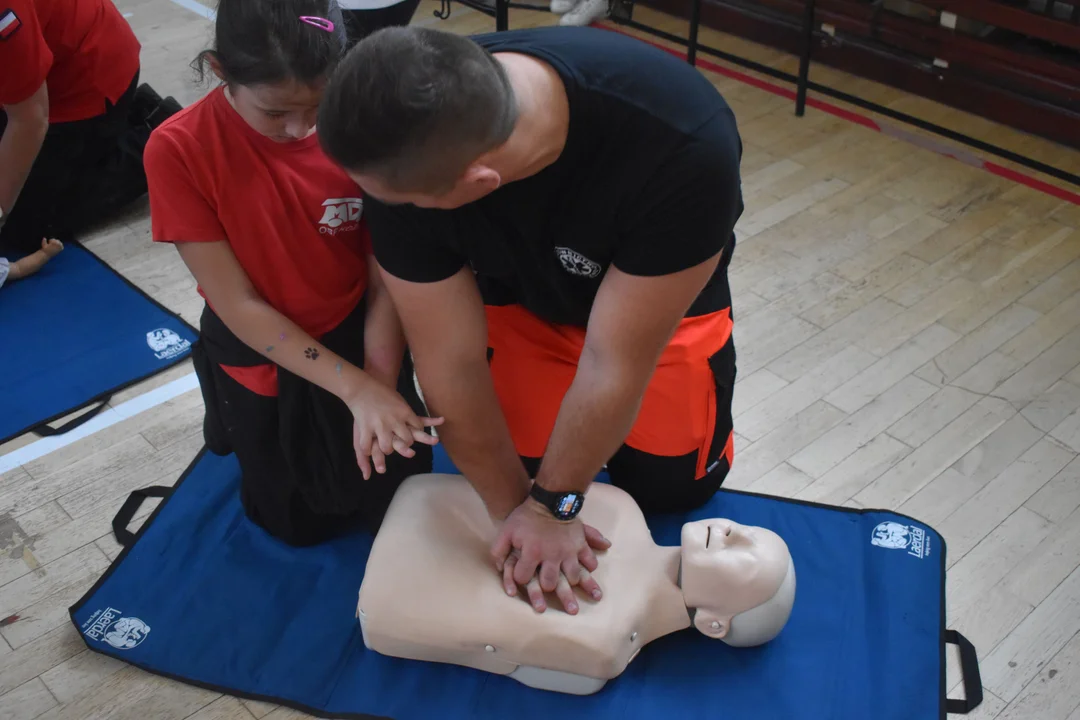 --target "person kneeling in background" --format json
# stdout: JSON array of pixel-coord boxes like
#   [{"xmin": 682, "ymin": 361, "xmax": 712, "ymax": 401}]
[{"xmin": 0, "ymin": 0, "xmax": 181, "ymax": 257}]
